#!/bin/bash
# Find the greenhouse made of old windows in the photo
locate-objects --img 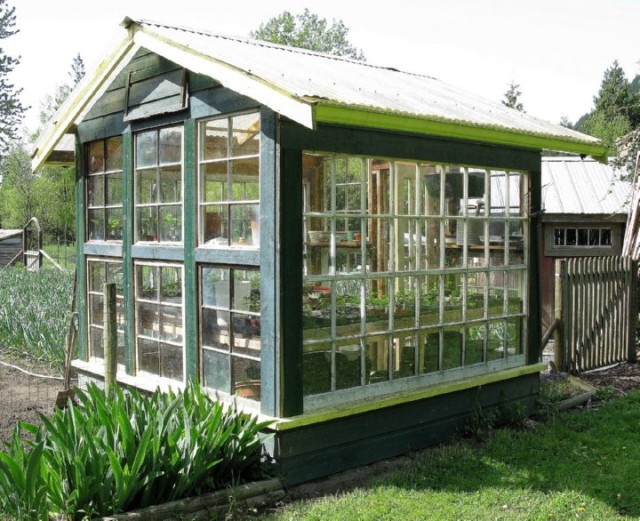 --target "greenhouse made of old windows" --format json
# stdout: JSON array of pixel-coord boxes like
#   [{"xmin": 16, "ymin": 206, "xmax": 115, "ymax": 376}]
[{"xmin": 33, "ymin": 17, "xmax": 606, "ymax": 484}]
